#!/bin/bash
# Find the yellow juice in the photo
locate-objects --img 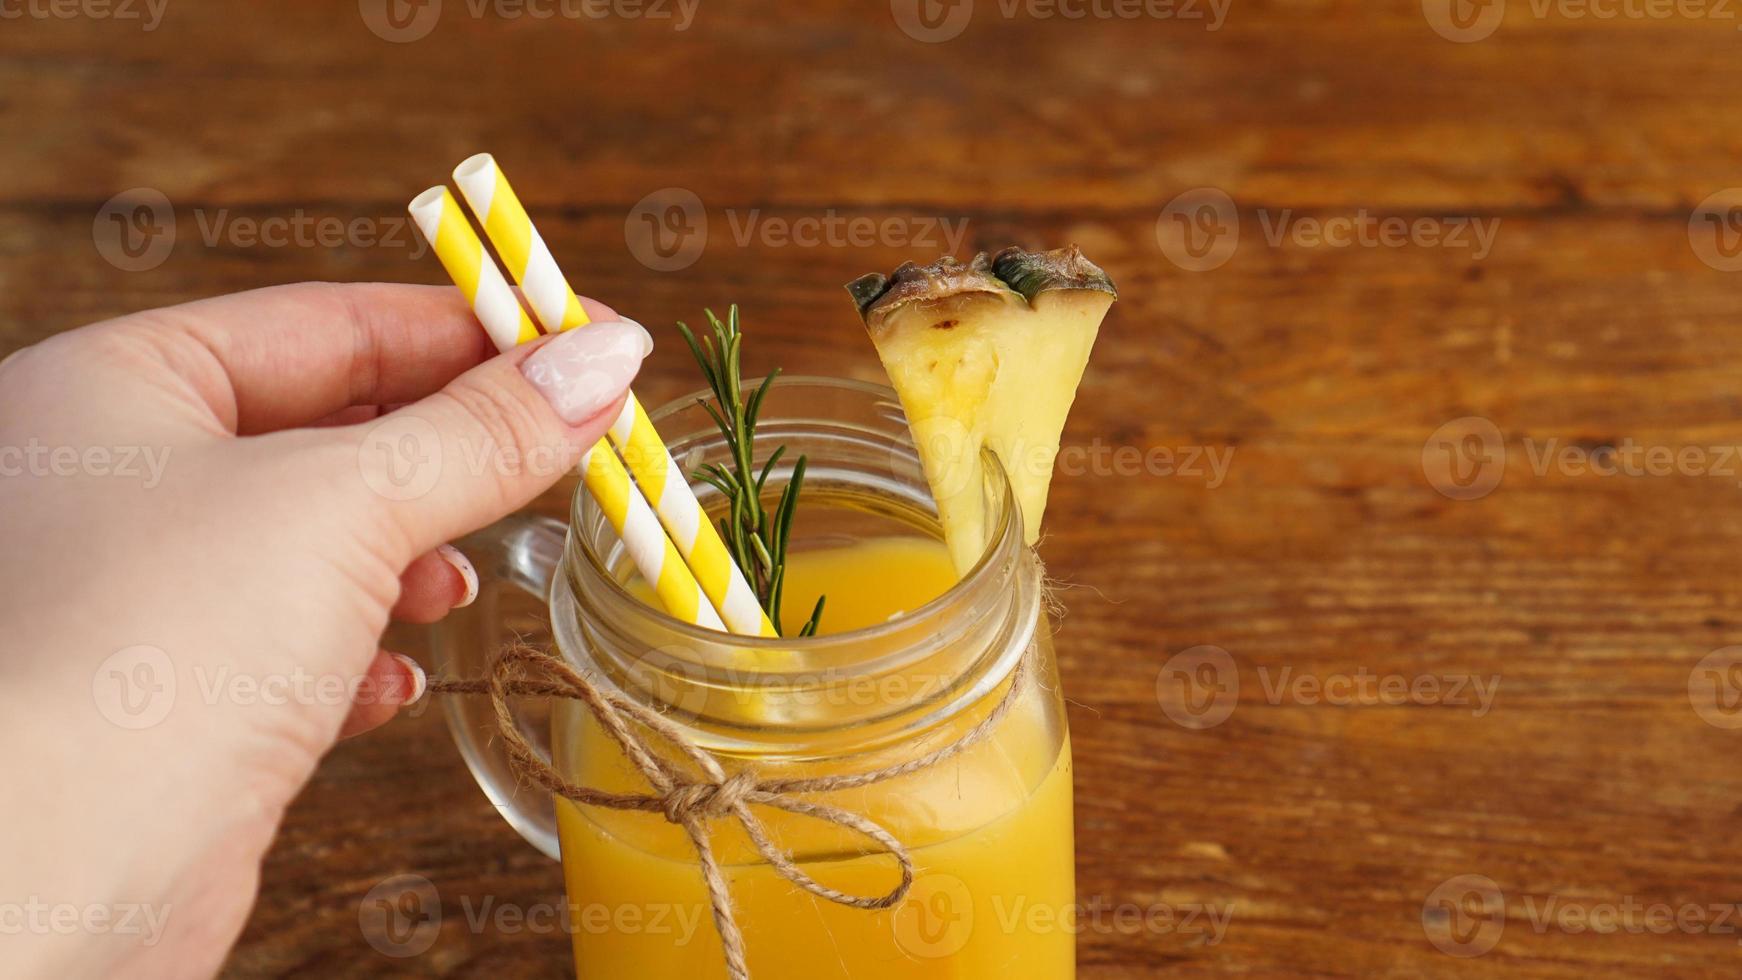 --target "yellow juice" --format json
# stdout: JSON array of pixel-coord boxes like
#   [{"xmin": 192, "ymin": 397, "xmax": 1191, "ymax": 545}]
[{"xmin": 555, "ymin": 536, "xmax": 1075, "ymax": 978}]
